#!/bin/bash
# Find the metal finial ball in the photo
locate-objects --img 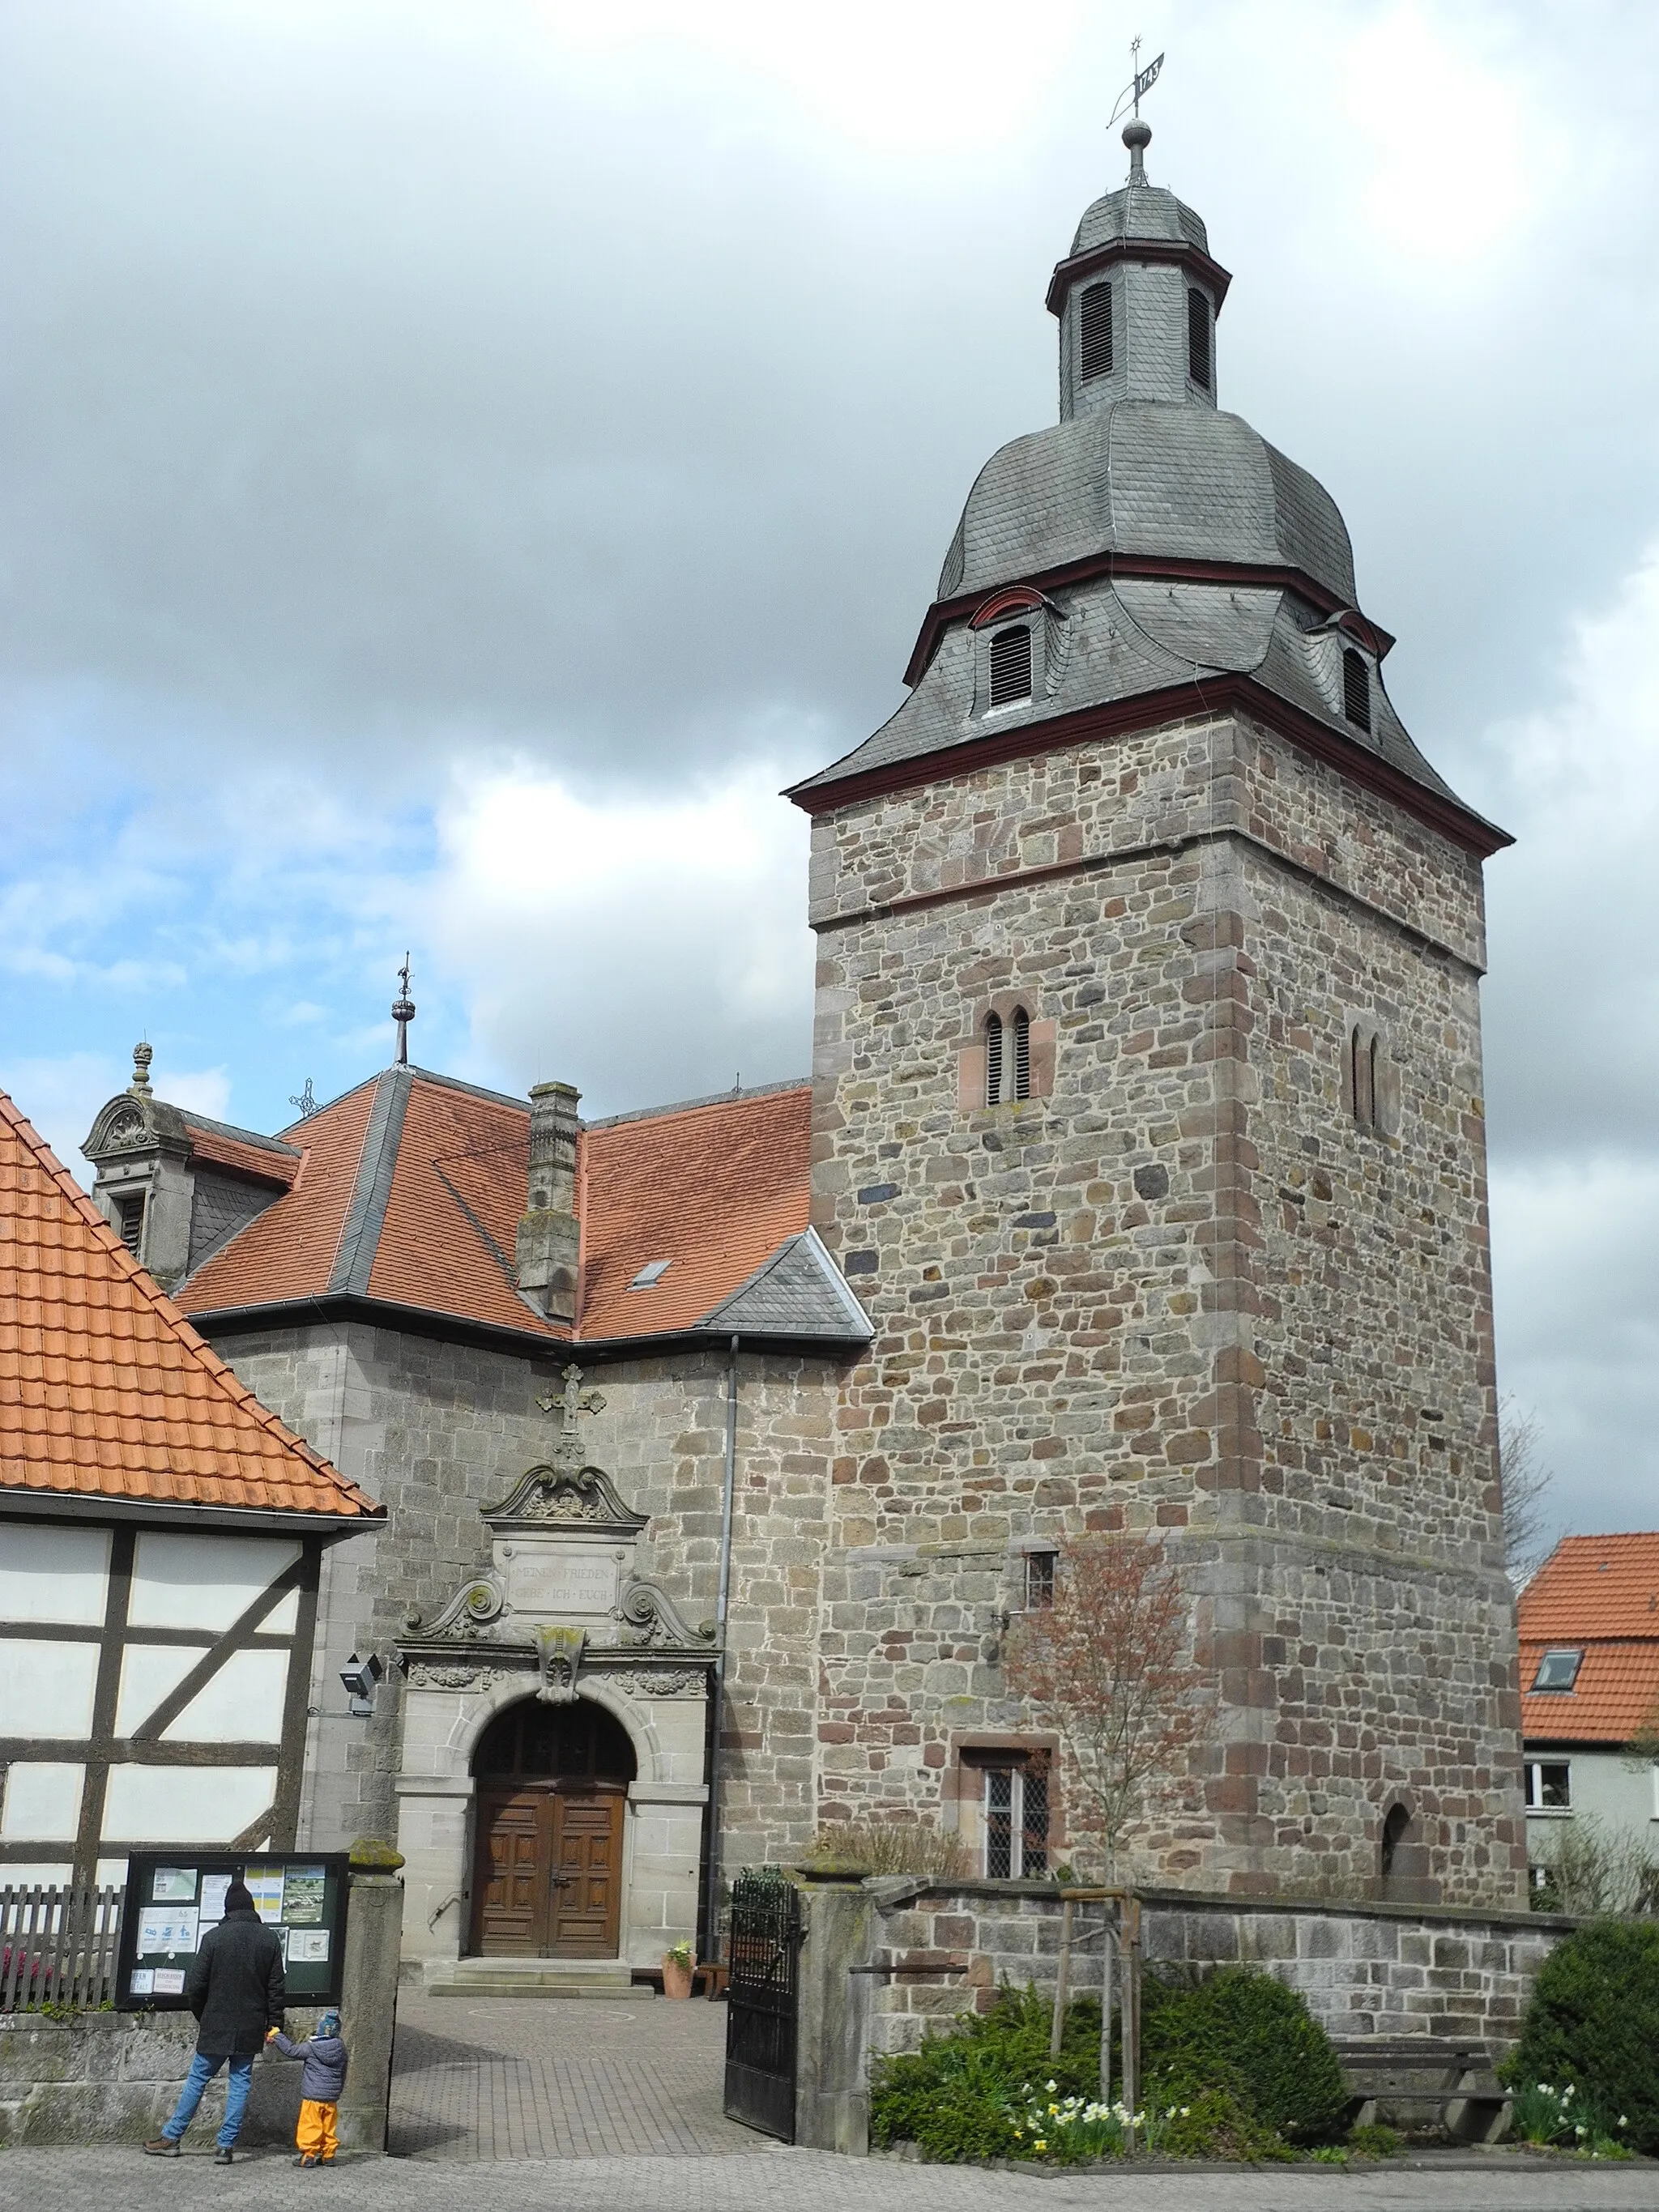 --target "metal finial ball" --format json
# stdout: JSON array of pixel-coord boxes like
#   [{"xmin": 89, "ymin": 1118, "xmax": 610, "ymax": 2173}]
[{"xmin": 1122, "ymin": 117, "xmax": 1151, "ymax": 148}]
